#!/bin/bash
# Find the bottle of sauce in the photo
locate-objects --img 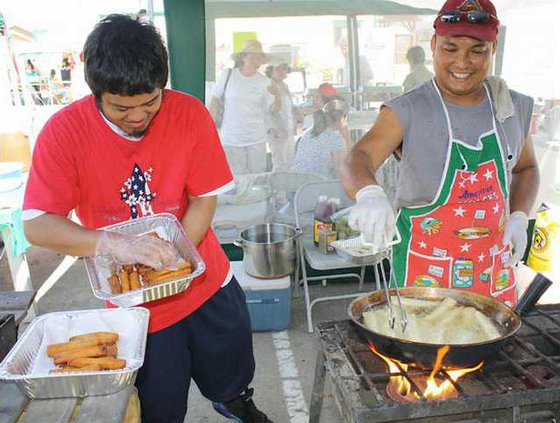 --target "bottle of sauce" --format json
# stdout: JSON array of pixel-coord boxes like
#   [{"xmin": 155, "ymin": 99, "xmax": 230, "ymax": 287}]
[{"xmin": 313, "ymin": 196, "xmax": 340, "ymax": 246}]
